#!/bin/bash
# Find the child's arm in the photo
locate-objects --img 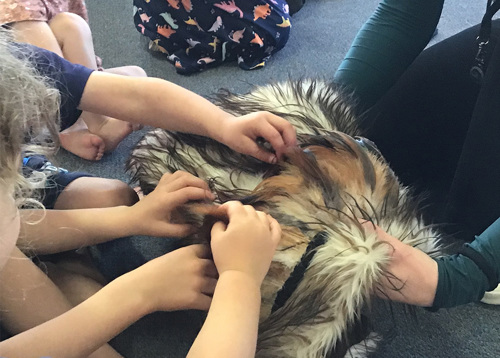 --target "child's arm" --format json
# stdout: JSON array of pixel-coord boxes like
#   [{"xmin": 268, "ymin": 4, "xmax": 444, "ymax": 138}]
[
  {"xmin": 188, "ymin": 271, "xmax": 262, "ymax": 358},
  {"xmin": 187, "ymin": 202, "xmax": 281, "ymax": 358},
  {"xmin": 17, "ymin": 171, "xmax": 214, "ymax": 254},
  {"xmin": 79, "ymin": 72, "xmax": 297, "ymax": 163},
  {"xmin": 0, "ymin": 245, "xmax": 216, "ymax": 358}
]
